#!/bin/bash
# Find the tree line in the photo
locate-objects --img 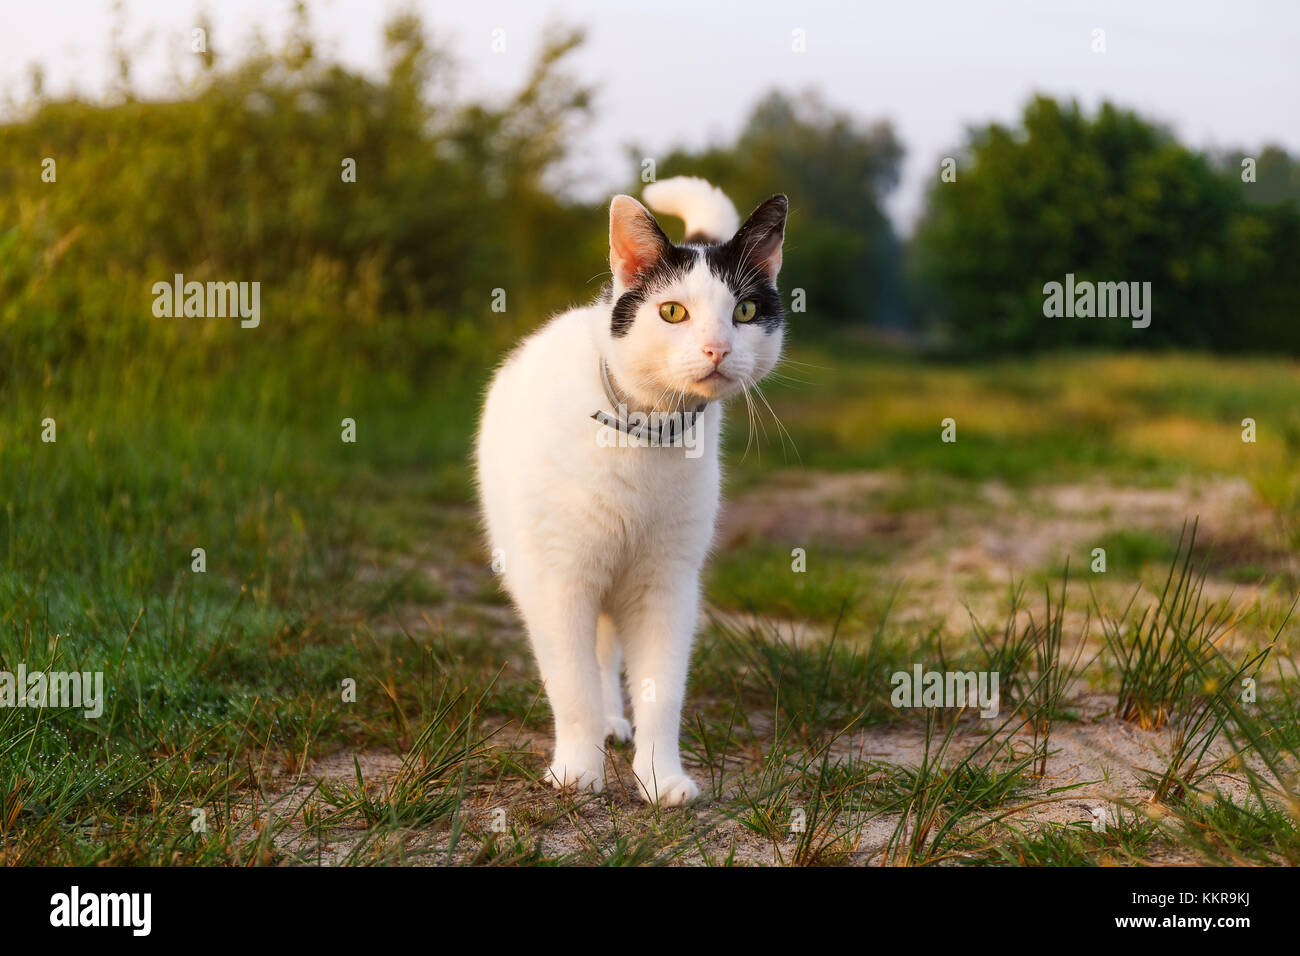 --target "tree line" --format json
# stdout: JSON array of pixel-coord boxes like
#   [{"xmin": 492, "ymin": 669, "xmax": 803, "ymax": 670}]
[{"xmin": 2, "ymin": 8, "xmax": 1296, "ymax": 378}]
